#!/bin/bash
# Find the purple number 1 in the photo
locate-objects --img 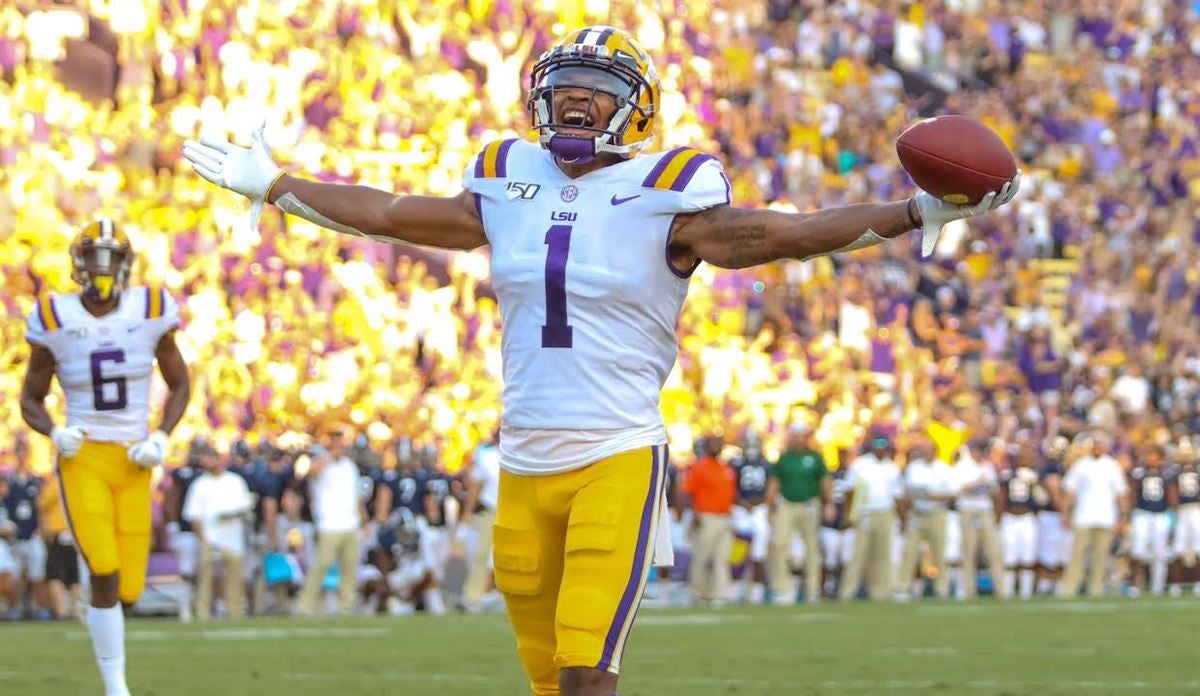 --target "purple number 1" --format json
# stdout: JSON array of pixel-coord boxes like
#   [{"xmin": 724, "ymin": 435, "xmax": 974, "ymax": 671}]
[{"xmin": 541, "ymin": 224, "xmax": 573, "ymax": 348}]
